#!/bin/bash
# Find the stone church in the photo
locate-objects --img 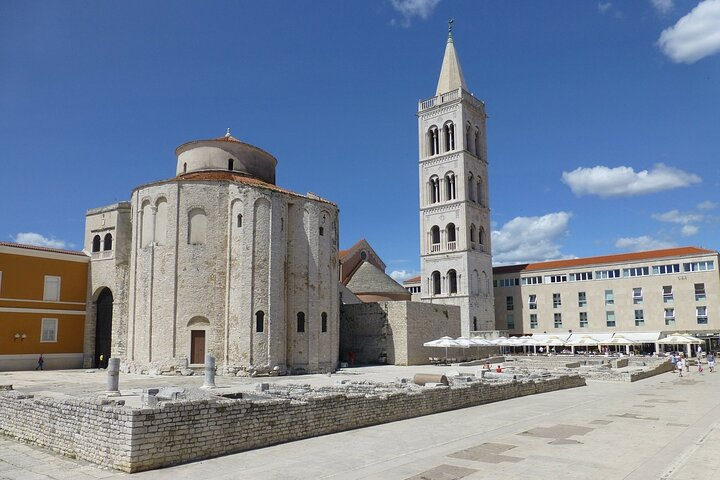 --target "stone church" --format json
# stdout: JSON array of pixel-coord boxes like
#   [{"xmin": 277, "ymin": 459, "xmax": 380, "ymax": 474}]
[{"xmin": 84, "ymin": 132, "xmax": 339, "ymax": 374}]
